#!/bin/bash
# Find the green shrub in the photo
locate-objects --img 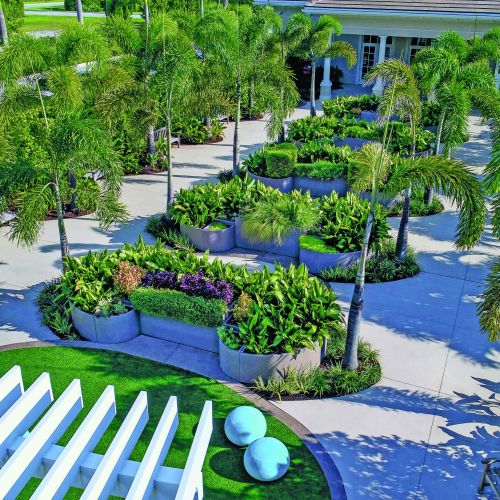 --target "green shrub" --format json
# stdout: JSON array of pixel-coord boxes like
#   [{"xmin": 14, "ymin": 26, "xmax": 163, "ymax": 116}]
[
  {"xmin": 299, "ymin": 235, "xmax": 341, "ymax": 254},
  {"xmin": 287, "ymin": 116, "xmax": 338, "ymax": 142},
  {"xmin": 145, "ymin": 214, "xmax": 195, "ymax": 251},
  {"xmin": 317, "ymin": 192, "xmax": 390, "ymax": 253},
  {"xmin": 172, "ymin": 117, "xmax": 224, "ymax": 144},
  {"xmin": 265, "ymin": 150, "xmax": 295, "ymax": 178},
  {"xmin": 320, "ymin": 241, "xmax": 420, "ymax": 283},
  {"xmin": 294, "ymin": 161, "xmax": 347, "ymax": 180},
  {"xmin": 253, "ymin": 325, "xmax": 381, "ymax": 399},
  {"xmin": 130, "ymin": 288, "xmax": 227, "ymax": 327},
  {"xmin": 242, "ymin": 190, "xmax": 320, "ymax": 244},
  {"xmin": 297, "ymin": 140, "xmax": 352, "ymax": 165},
  {"xmin": 244, "ymin": 142, "xmax": 298, "ymax": 178},
  {"xmin": 323, "ymin": 95, "xmax": 381, "ymax": 119},
  {"xmin": 388, "ymin": 190, "xmax": 444, "ymax": 217}
]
